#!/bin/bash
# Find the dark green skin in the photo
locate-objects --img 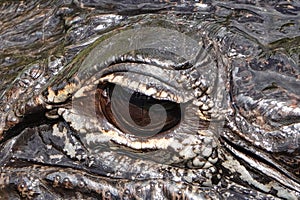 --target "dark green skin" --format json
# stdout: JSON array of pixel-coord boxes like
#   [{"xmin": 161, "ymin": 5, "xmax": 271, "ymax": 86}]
[{"xmin": 0, "ymin": 1, "xmax": 300, "ymax": 199}]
